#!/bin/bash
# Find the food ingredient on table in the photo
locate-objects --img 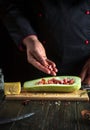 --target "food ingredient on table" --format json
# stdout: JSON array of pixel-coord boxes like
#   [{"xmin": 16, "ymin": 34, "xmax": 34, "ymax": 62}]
[{"xmin": 4, "ymin": 82, "xmax": 21, "ymax": 95}]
